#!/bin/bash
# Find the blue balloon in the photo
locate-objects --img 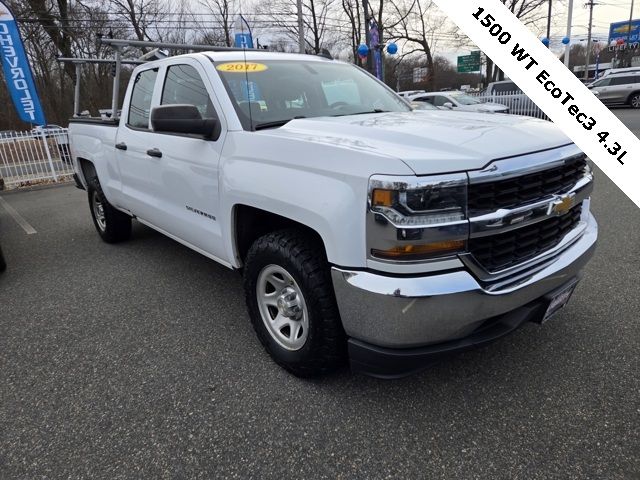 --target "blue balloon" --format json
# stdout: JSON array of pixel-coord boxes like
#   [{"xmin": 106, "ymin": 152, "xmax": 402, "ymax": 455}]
[
  {"xmin": 562, "ymin": 36, "xmax": 570, "ymax": 45},
  {"xmin": 357, "ymin": 44, "xmax": 369, "ymax": 56},
  {"xmin": 541, "ymin": 37, "xmax": 550, "ymax": 47},
  {"xmin": 387, "ymin": 42, "xmax": 398, "ymax": 55}
]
